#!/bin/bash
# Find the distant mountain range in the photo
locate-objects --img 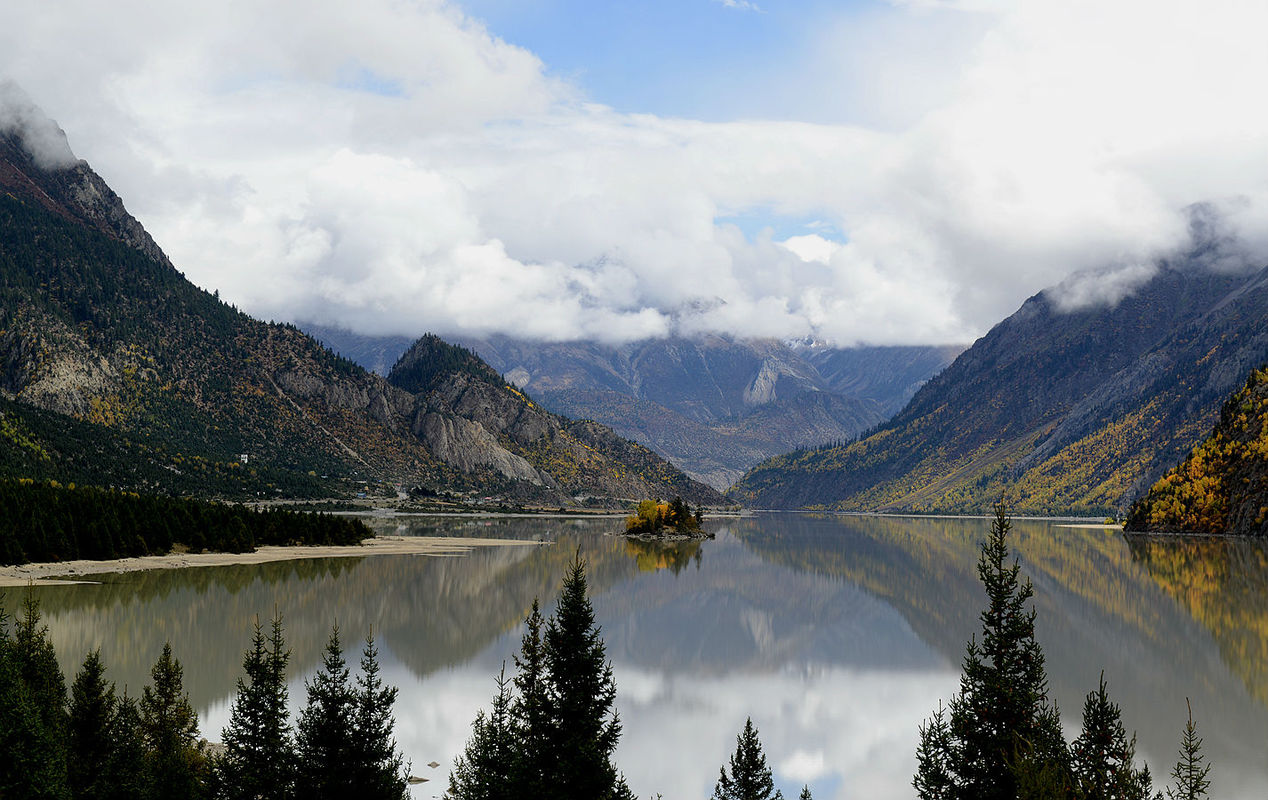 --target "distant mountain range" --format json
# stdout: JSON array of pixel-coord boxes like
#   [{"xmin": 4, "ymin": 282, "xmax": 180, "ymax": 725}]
[
  {"xmin": 305, "ymin": 326, "xmax": 961, "ymax": 489},
  {"xmin": 0, "ymin": 125, "xmax": 719, "ymax": 506},
  {"xmin": 731, "ymin": 258, "xmax": 1268, "ymax": 515}
]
